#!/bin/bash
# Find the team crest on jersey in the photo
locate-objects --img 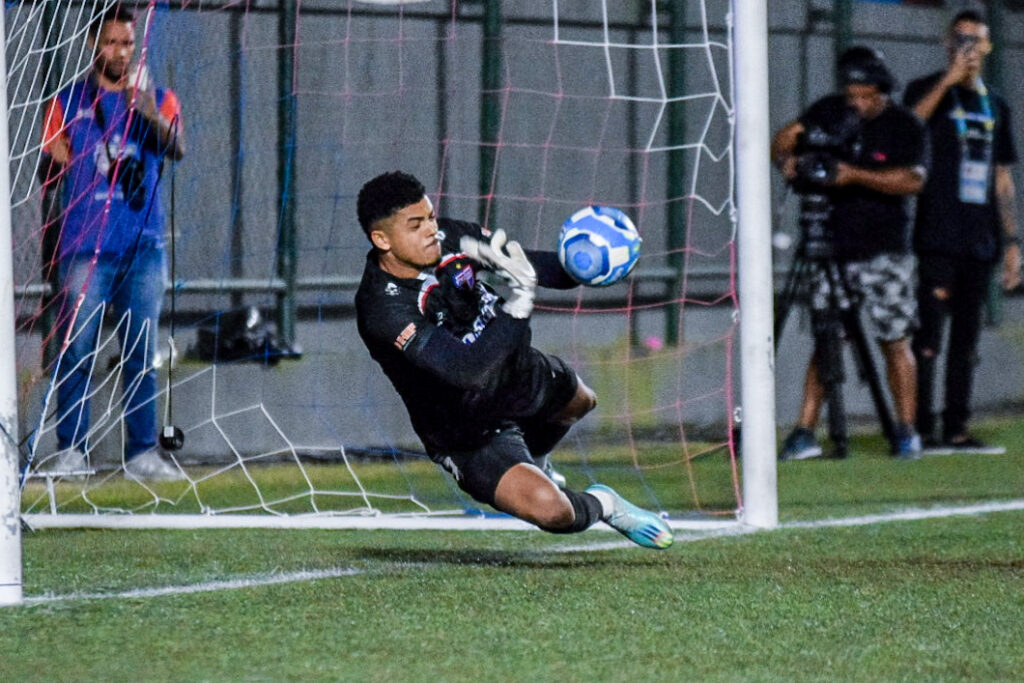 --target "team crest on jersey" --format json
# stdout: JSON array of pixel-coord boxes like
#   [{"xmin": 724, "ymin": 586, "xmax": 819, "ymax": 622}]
[
  {"xmin": 384, "ymin": 282, "xmax": 399, "ymax": 296},
  {"xmin": 452, "ymin": 262, "xmax": 475, "ymax": 290},
  {"xmin": 393, "ymin": 322, "xmax": 417, "ymax": 350}
]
